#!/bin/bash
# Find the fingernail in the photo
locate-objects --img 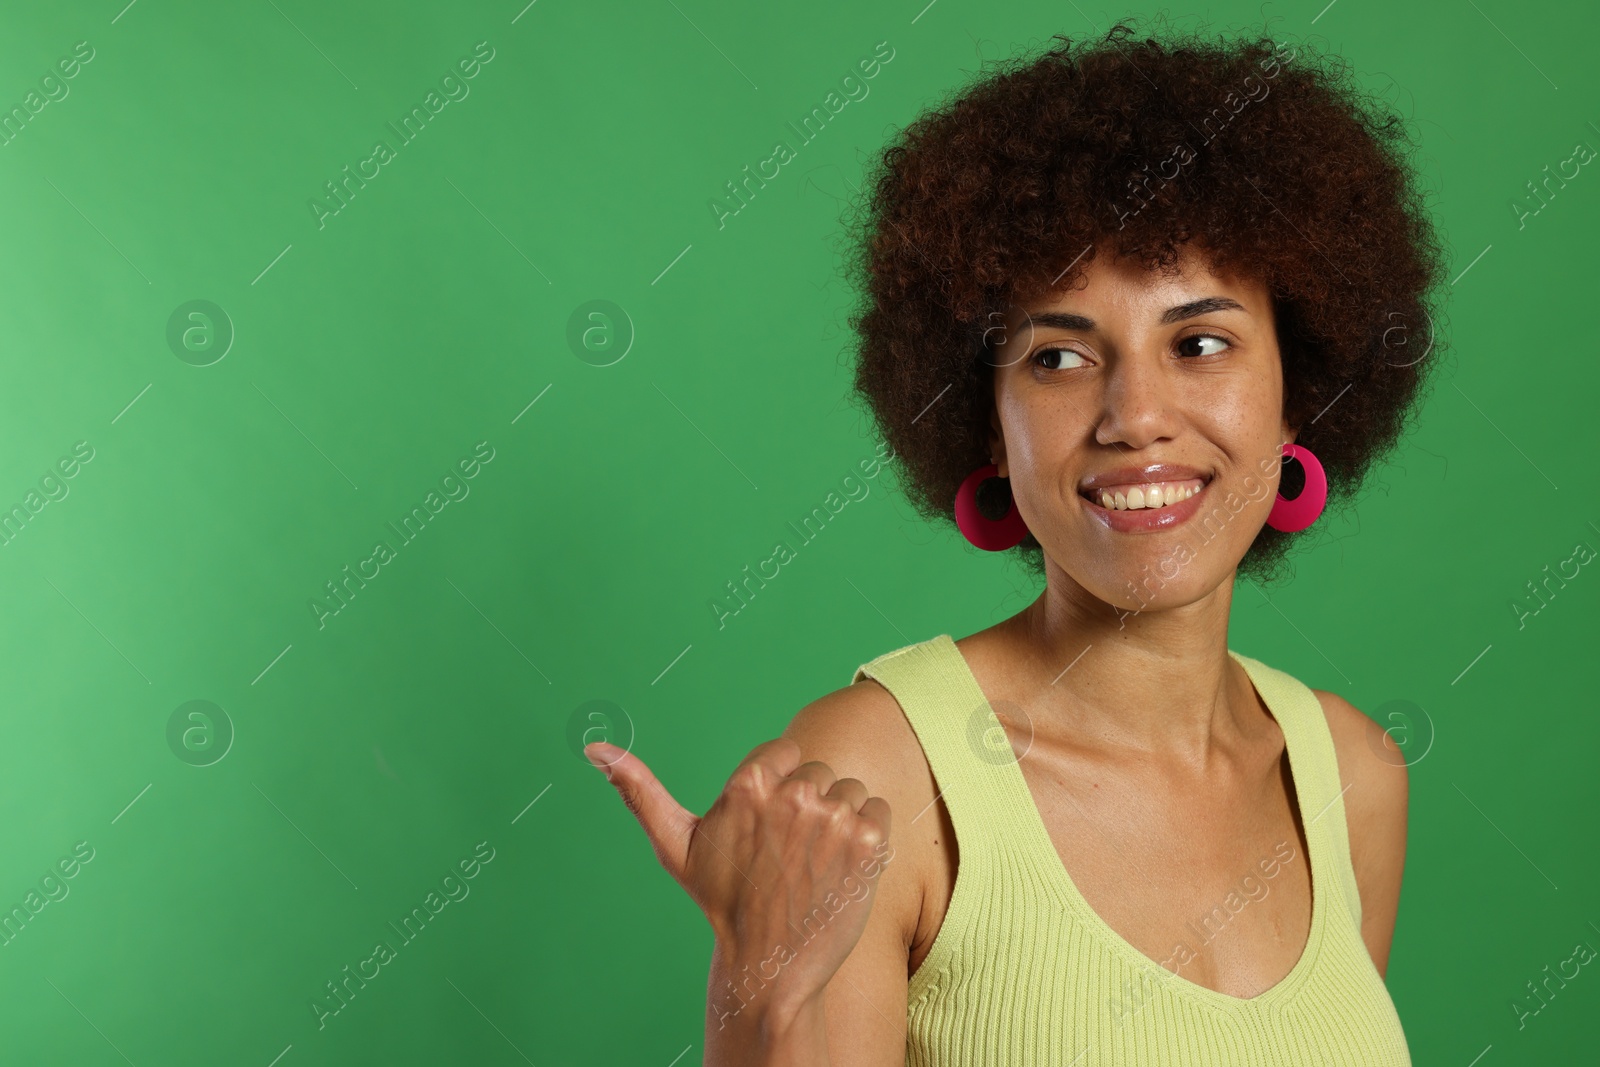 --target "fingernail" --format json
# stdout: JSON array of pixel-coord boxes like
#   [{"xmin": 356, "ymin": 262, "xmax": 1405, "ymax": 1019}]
[{"xmin": 584, "ymin": 741, "xmax": 619, "ymax": 767}]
